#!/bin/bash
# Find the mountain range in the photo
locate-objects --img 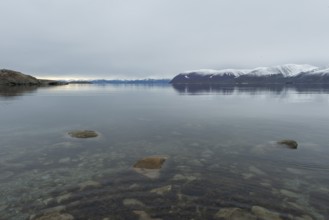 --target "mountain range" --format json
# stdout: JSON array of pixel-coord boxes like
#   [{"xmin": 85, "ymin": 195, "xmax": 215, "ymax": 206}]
[{"xmin": 170, "ymin": 64, "xmax": 329, "ymax": 84}]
